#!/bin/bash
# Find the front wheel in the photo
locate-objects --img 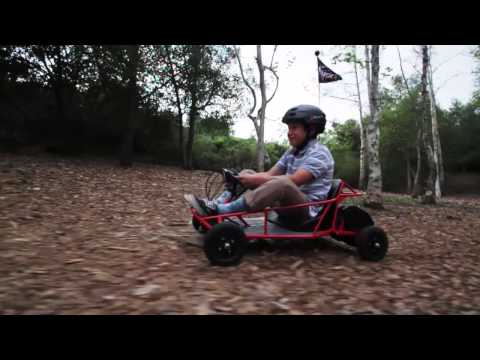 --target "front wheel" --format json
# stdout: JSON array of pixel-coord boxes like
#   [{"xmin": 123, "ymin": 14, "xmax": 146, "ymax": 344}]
[
  {"xmin": 204, "ymin": 223, "xmax": 247, "ymax": 266},
  {"xmin": 355, "ymin": 226, "xmax": 388, "ymax": 262}
]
